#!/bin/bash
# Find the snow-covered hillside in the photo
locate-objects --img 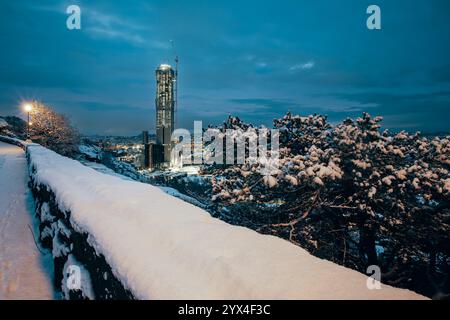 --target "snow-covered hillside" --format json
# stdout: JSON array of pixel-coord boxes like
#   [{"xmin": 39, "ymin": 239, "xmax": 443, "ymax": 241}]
[{"xmin": 26, "ymin": 143, "xmax": 426, "ymax": 299}]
